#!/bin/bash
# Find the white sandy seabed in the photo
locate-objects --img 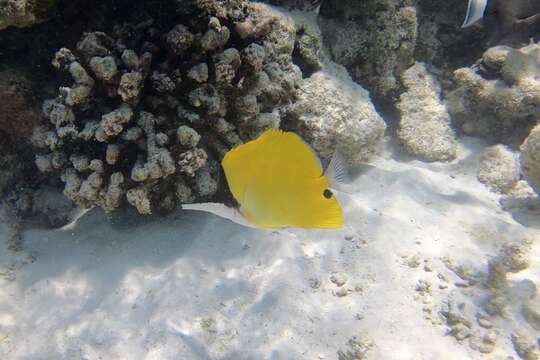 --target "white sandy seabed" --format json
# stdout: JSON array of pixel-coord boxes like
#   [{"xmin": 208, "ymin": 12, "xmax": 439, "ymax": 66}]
[{"xmin": 0, "ymin": 137, "xmax": 538, "ymax": 360}]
